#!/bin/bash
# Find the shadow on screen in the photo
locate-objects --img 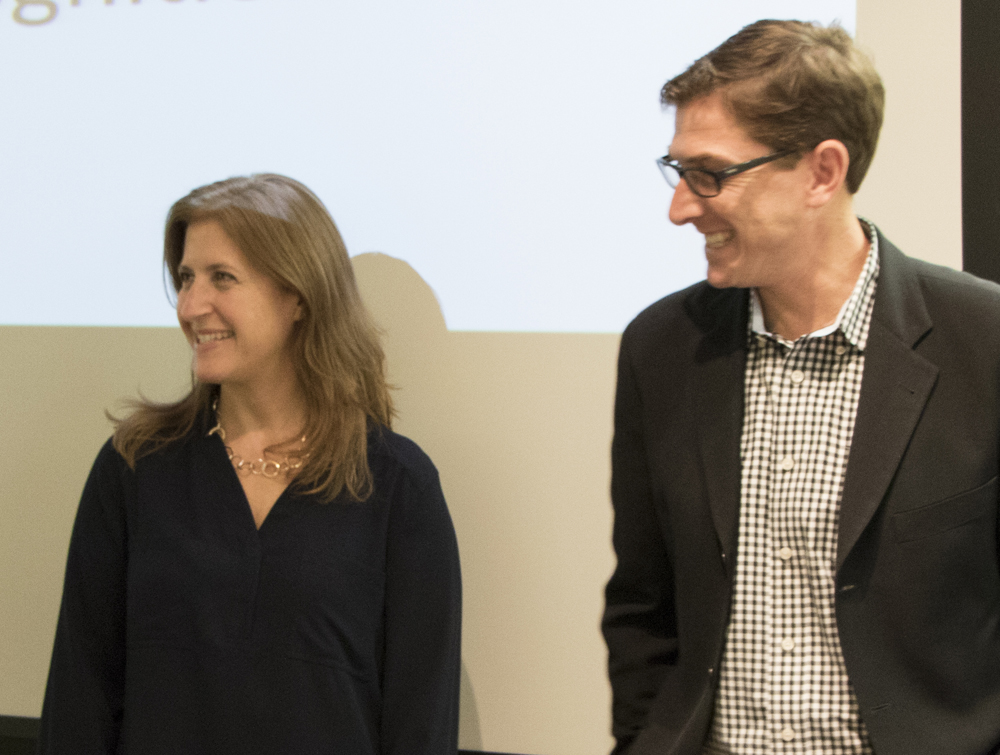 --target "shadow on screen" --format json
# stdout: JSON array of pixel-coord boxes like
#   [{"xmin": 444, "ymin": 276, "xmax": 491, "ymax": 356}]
[{"xmin": 351, "ymin": 253, "xmax": 618, "ymax": 755}]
